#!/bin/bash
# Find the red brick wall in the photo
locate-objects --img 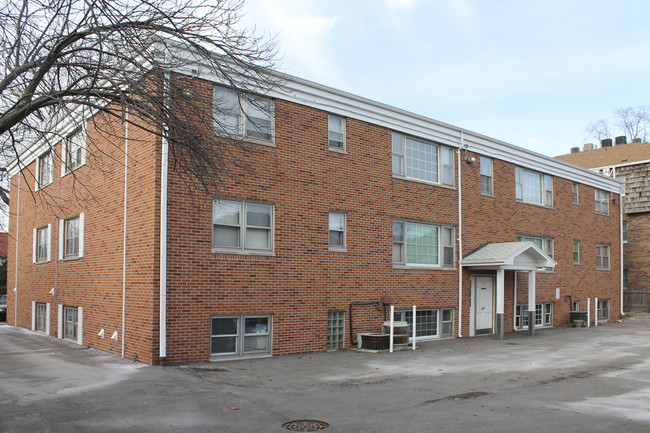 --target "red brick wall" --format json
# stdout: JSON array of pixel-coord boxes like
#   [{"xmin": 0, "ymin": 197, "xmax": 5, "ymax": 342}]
[
  {"xmin": 7, "ymin": 111, "xmax": 163, "ymax": 364},
  {"xmin": 8, "ymin": 75, "xmax": 622, "ymax": 365}
]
